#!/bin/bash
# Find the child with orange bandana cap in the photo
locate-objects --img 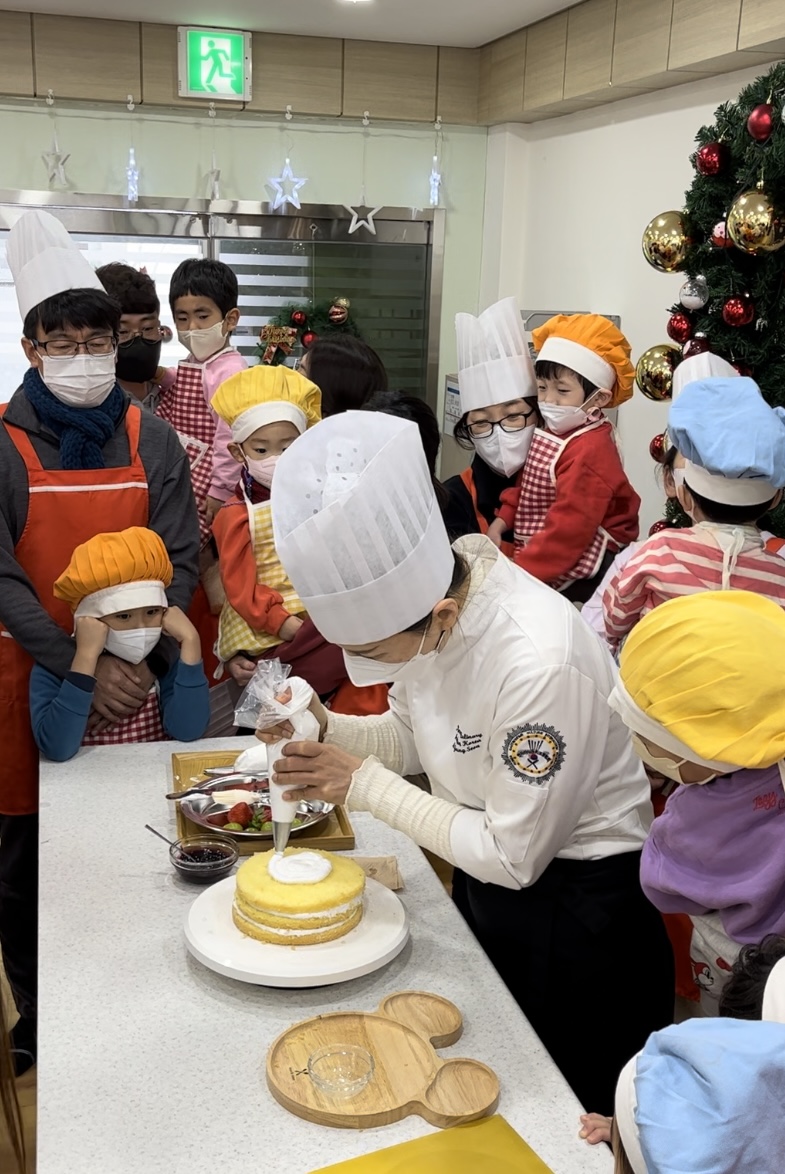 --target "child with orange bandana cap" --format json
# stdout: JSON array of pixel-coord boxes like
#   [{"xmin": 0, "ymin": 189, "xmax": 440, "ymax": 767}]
[{"xmin": 489, "ymin": 314, "xmax": 640, "ymax": 602}]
